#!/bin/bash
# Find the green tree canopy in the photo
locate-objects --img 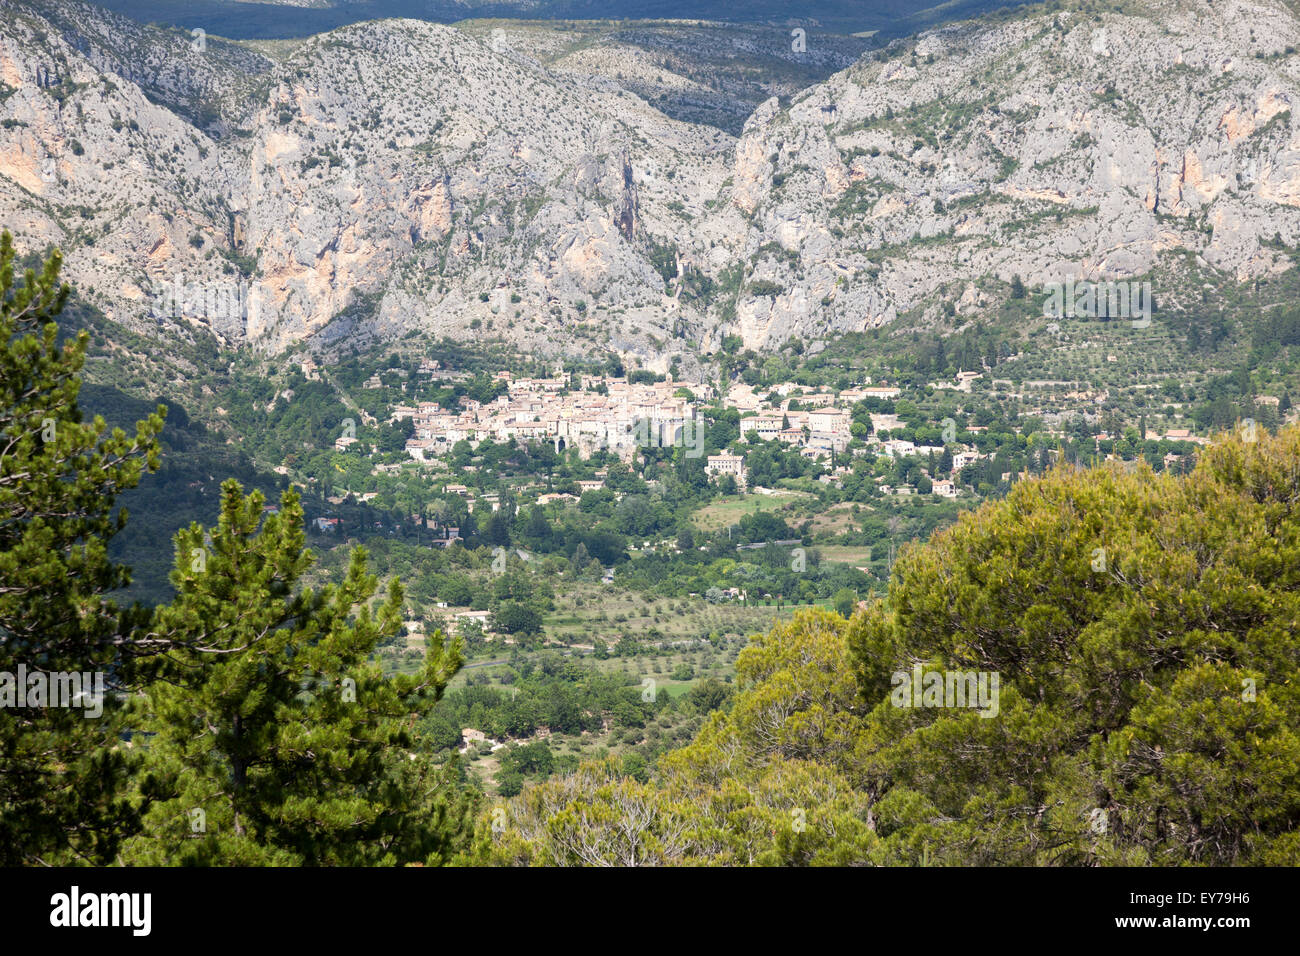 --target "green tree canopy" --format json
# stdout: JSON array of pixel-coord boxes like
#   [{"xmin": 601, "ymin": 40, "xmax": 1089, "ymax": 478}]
[
  {"xmin": 123, "ymin": 481, "xmax": 471, "ymax": 865},
  {"xmin": 0, "ymin": 232, "xmax": 164, "ymax": 865}
]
